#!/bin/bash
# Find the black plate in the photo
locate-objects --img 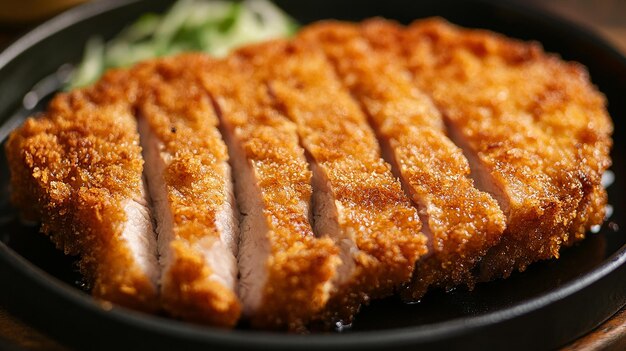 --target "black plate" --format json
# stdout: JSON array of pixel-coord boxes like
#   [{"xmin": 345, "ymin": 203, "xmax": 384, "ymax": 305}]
[{"xmin": 1, "ymin": 0, "xmax": 625, "ymax": 350}]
